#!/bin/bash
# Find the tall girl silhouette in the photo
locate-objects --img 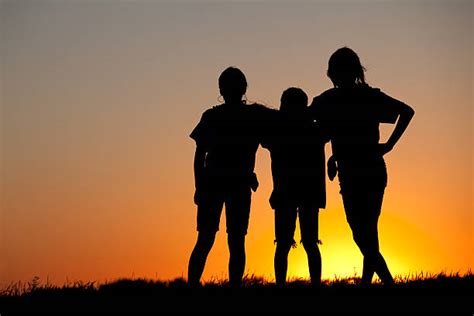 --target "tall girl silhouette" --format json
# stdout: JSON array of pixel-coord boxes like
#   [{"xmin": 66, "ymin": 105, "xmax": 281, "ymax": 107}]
[{"xmin": 310, "ymin": 47, "xmax": 415, "ymax": 284}]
